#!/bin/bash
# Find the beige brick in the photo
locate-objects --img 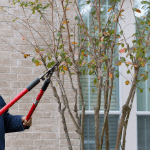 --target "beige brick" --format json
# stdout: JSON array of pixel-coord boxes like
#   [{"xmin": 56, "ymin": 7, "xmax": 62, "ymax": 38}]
[
  {"xmin": 0, "ymin": 88, "xmax": 17, "ymax": 95},
  {"xmin": 60, "ymin": 132, "xmax": 80, "ymax": 139},
  {"xmin": 0, "ymin": 74, "xmax": 17, "ymax": 80},
  {"xmin": 39, "ymin": 146, "xmax": 56, "ymax": 150},
  {"xmin": 0, "ymin": 51, "xmax": 10, "ymax": 58},
  {"xmin": 17, "ymin": 45, "xmax": 35, "ymax": 53},
  {"xmin": 11, "ymin": 139, "xmax": 33, "ymax": 147},
  {"xmin": 35, "ymin": 125, "xmax": 54, "ymax": 132},
  {"xmin": 10, "ymin": 81, "xmax": 30, "ymax": 88},
  {"xmin": 0, "ymin": 59, "xmax": 17, "ymax": 66},
  {"xmin": 0, "ymin": 80, "xmax": 10, "ymax": 87},
  {"xmin": 18, "ymin": 59, "xmax": 34, "ymax": 67},
  {"xmin": 33, "ymin": 139, "xmax": 56, "ymax": 147},
  {"xmin": 34, "ymin": 111, "xmax": 53, "ymax": 118},
  {"xmin": 15, "ymin": 147, "xmax": 37, "ymax": 150},
  {"xmin": 18, "ymin": 74, "xmax": 36, "ymax": 81},
  {"xmin": 11, "ymin": 67, "xmax": 32, "ymax": 74},
  {"xmin": 10, "ymin": 52, "xmax": 23, "ymax": 59},
  {"xmin": 60, "ymin": 124, "xmax": 76, "ymax": 132},
  {"xmin": 40, "ymin": 132, "xmax": 56, "ymax": 139},
  {"xmin": 0, "ymin": 30, "xmax": 15, "ymax": 37},
  {"xmin": 5, "ymin": 147, "xmax": 18, "ymax": 150},
  {"xmin": 18, "ymin": 133, "xmax": 40, "ymax": 140},
  {"xmin": 0, "ymin": 66, "xmax": 10, "ymax": 73}
]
